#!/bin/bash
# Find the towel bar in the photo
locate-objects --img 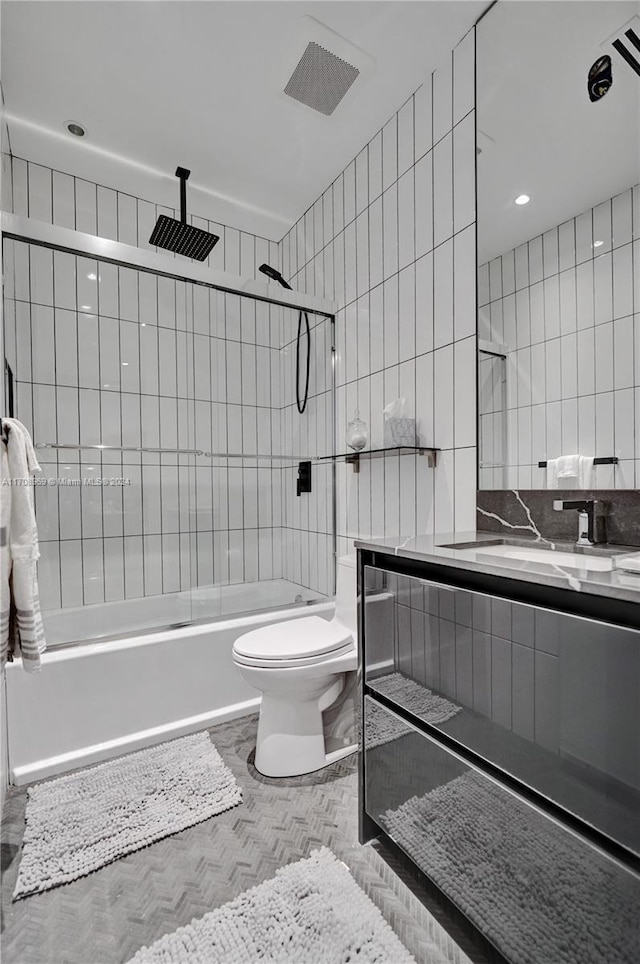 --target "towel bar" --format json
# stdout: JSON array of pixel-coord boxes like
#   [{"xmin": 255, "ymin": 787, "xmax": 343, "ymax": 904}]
[{"xmin": 538, "ymin": 457, "xmax": 618, "ymax": 468}]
